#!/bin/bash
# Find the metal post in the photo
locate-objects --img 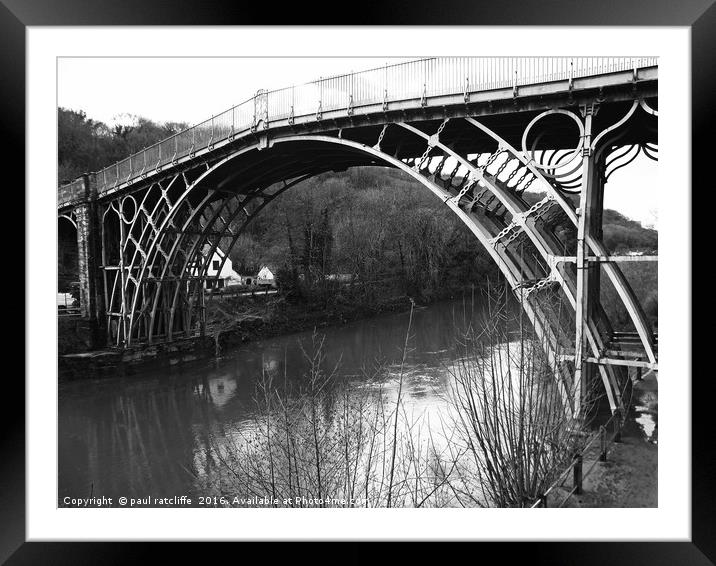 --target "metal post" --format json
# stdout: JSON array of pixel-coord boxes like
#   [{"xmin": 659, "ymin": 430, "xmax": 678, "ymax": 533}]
[
  {"xmin": 317, "ymin": 78, "xmax": 323, "ymax": 120},
  {"xmin": 613, "ymin": 409, "xmax": 623, "ymax": 443},
  {"xmin": 264, "ymin": 94, "xmax": 269, "ymax": 129},
  {"xmin": 118, "ymin": 201, "xmax": 128, "ymax": 346},
  {"xmin": 290, "ymin": 86, "xmax": 295, "ymax": 125},
  {"xmin": 599, "ymin": 425, "xmax": 608, "ymax": 461},
  {"xmin": 573, "ymin": 453, "xmax": 583, "ymax": 495},
  {"xmin": 573, "ymin": 107, "xmax": 593, "ymax": 416},
  {"xmin": 573, "ymin": 103, "xmax": 602, "ymax": 417},
  {"xmin": 348, "ymin": 72, "xmax": 354, "ymax": 115},
  {"xmin": 198, "ymin": 283, "xmax": 206, "ymax": 337}
]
